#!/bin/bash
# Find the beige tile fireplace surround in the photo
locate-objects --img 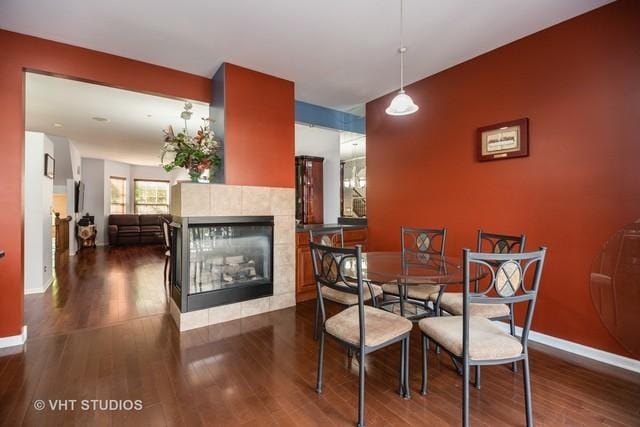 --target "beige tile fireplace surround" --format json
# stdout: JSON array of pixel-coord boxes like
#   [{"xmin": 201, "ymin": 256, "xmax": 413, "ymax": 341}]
[{"xmin": 169, "ymin": 183, "xmax": 296, "ymax": 331}]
